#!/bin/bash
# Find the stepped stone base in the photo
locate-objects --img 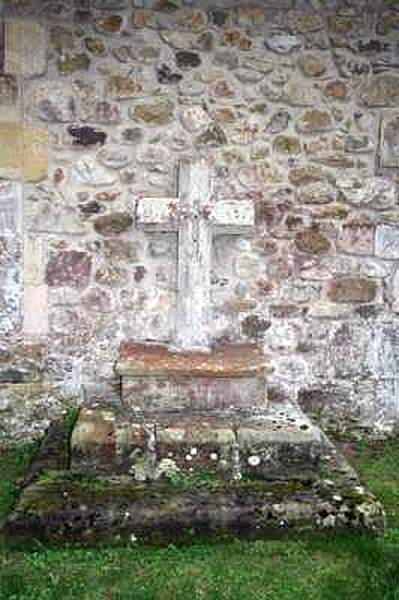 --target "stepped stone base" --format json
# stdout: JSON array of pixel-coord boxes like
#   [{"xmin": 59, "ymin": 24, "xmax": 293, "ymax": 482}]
[
  {"xmin": 0, "ymin": 342, "xmax": 386, "ymax": 544},
  {"xmin": 2, "ymin": 429, "xmax": 385, "ymax": 545}
]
